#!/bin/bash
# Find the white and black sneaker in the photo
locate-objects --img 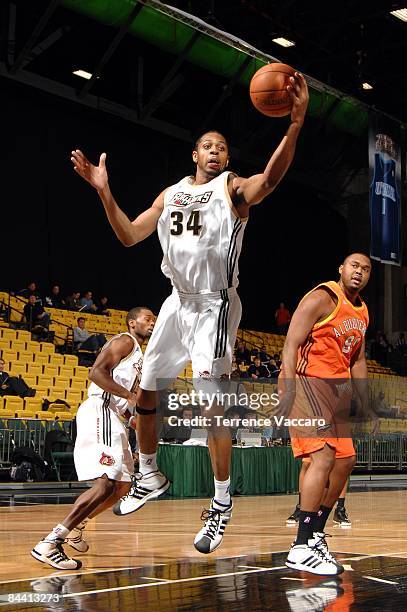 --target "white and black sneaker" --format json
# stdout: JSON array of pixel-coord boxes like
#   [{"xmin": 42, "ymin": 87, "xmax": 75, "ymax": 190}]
[
  {"xmin": 31, "ymin": 538, "xmax": 82, "ymax": 570},
  {"xmin": 112, "ymin": 471, "xmax": 170, "ymax": 516},
  {"xmin": 286, "ymin": 542, "xmax": 344, "ymax": 576},
  {"xmin": 66, "ymin": 520, "xmax": 89, "ymax": 553},
  {"xmin": 308, "ymin": 532, "xmax": 339, "ymax": 566},
  {"xmin": 194, "ymin": 498, "xmax": 233, "ymax": 554}
]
